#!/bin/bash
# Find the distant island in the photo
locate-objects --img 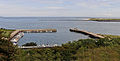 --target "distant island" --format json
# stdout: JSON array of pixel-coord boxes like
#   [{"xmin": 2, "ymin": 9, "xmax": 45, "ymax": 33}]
[{"xmin": 89, "ymin": 18, "xmax": 120, "ymax": 22}]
